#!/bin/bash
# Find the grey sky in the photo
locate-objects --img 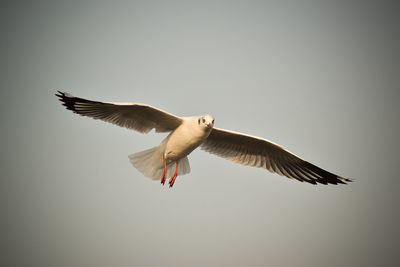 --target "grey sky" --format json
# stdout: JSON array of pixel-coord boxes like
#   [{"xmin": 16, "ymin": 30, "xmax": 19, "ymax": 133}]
[{"xmin": 1, "ymin": 1, "xmax": 399, "ymax": 266}]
